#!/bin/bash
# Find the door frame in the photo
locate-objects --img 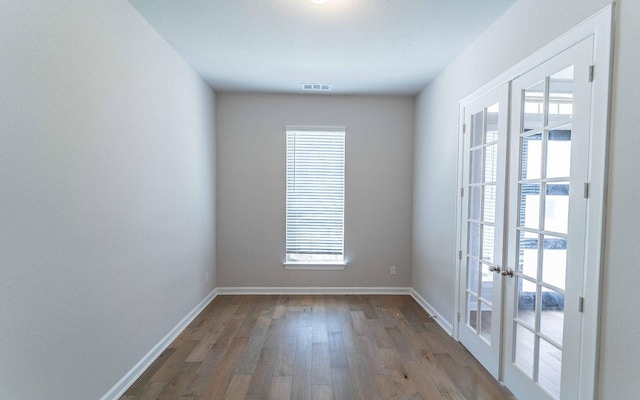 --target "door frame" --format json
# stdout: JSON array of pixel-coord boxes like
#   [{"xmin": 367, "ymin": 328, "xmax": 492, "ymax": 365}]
[{"xmin": 453, "ymin": 4, "xmax": 614, "ymax": 398}]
